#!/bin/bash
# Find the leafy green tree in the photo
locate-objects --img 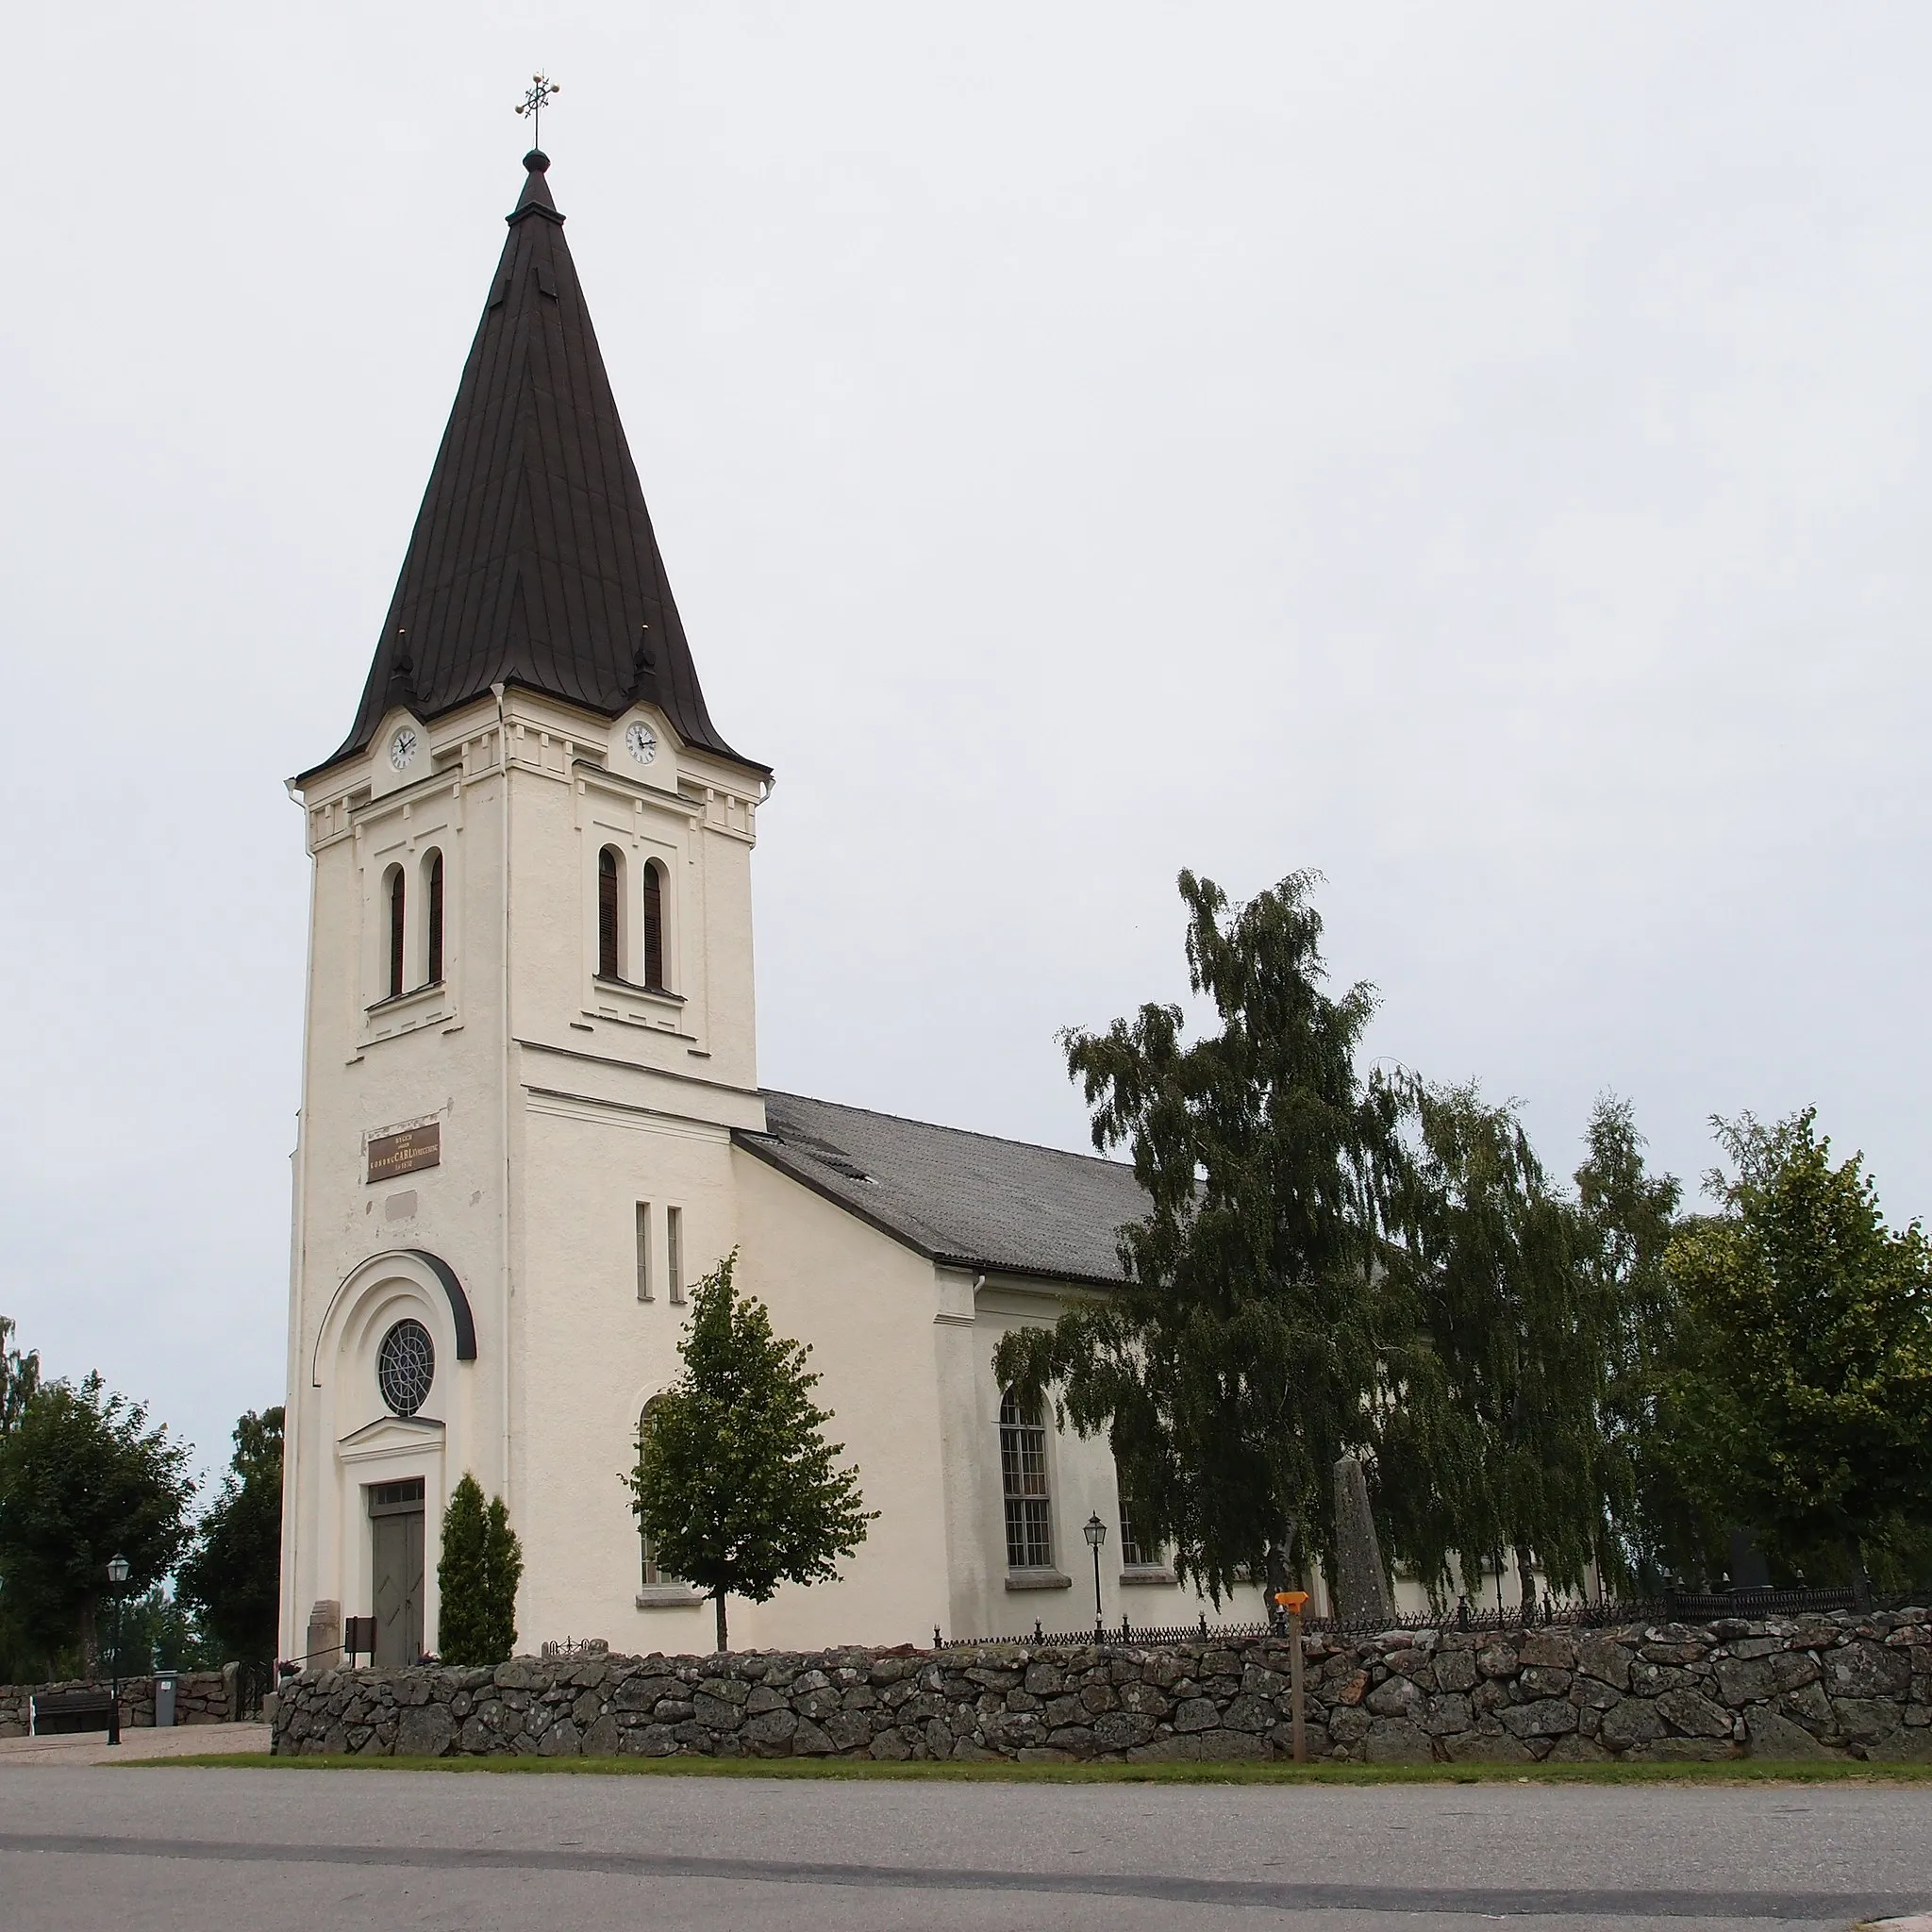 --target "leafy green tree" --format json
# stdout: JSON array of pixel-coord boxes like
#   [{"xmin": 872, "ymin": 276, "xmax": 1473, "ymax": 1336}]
[
  {"xmin": 118, "ymin": 1584, "xmax": 217, "ymax": 1672},
  {"xmin": 993, "ymin": 870, "xmax": 1440, "ymax": 1604},
  {"xmin": 1571, "ymin": 1097, "xmax": 1697, "ymax": 1589},
  {"xmin": 1662, "ymin": 1109, "xmax": 1932, "ymax": 1598},
  {"xmin": 0, "ymin": 1316, "xmax": 43, "ymax": 1680},
  {"xmin": 176, "ymin": 1407, "xmax": 283, "ymax": 1663},
  {"xmin": 436, "ymin": 1473, "xmax": 522, "ymax": 1665},
  {"xmin": 0, "ymin": 1374, "xmax": 195, "ymax": 1677},
  {"xmin": 1, "ymin": 1316, "xmax": 39, "ymax": 1438},
  {"xmin": 627, "ymin": 1252, "xmax": 874, "ymax": 1652},
  {"xmin": 1401, "ymin": 1086, "xmax": 1617, "ymax": 1610}
]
